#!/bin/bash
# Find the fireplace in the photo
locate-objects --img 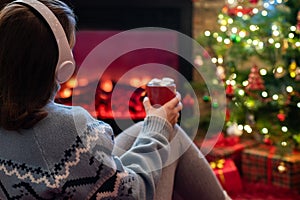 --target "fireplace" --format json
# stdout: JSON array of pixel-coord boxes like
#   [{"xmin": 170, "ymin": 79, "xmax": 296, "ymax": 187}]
[{"xmin": 57, "ymin": 0, "xmax": 193, "ymax": 133}]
